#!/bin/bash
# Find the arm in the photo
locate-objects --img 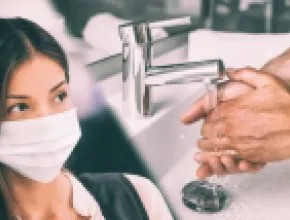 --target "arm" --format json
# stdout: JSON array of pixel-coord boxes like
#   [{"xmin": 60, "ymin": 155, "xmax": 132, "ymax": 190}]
[
  {"xmin": 262, "ymin": 47, "xmax": 290, "ymax": 85},
  {"xmin": 125, "ymin": 174, "xmax": 174, "ymax": 220}
]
